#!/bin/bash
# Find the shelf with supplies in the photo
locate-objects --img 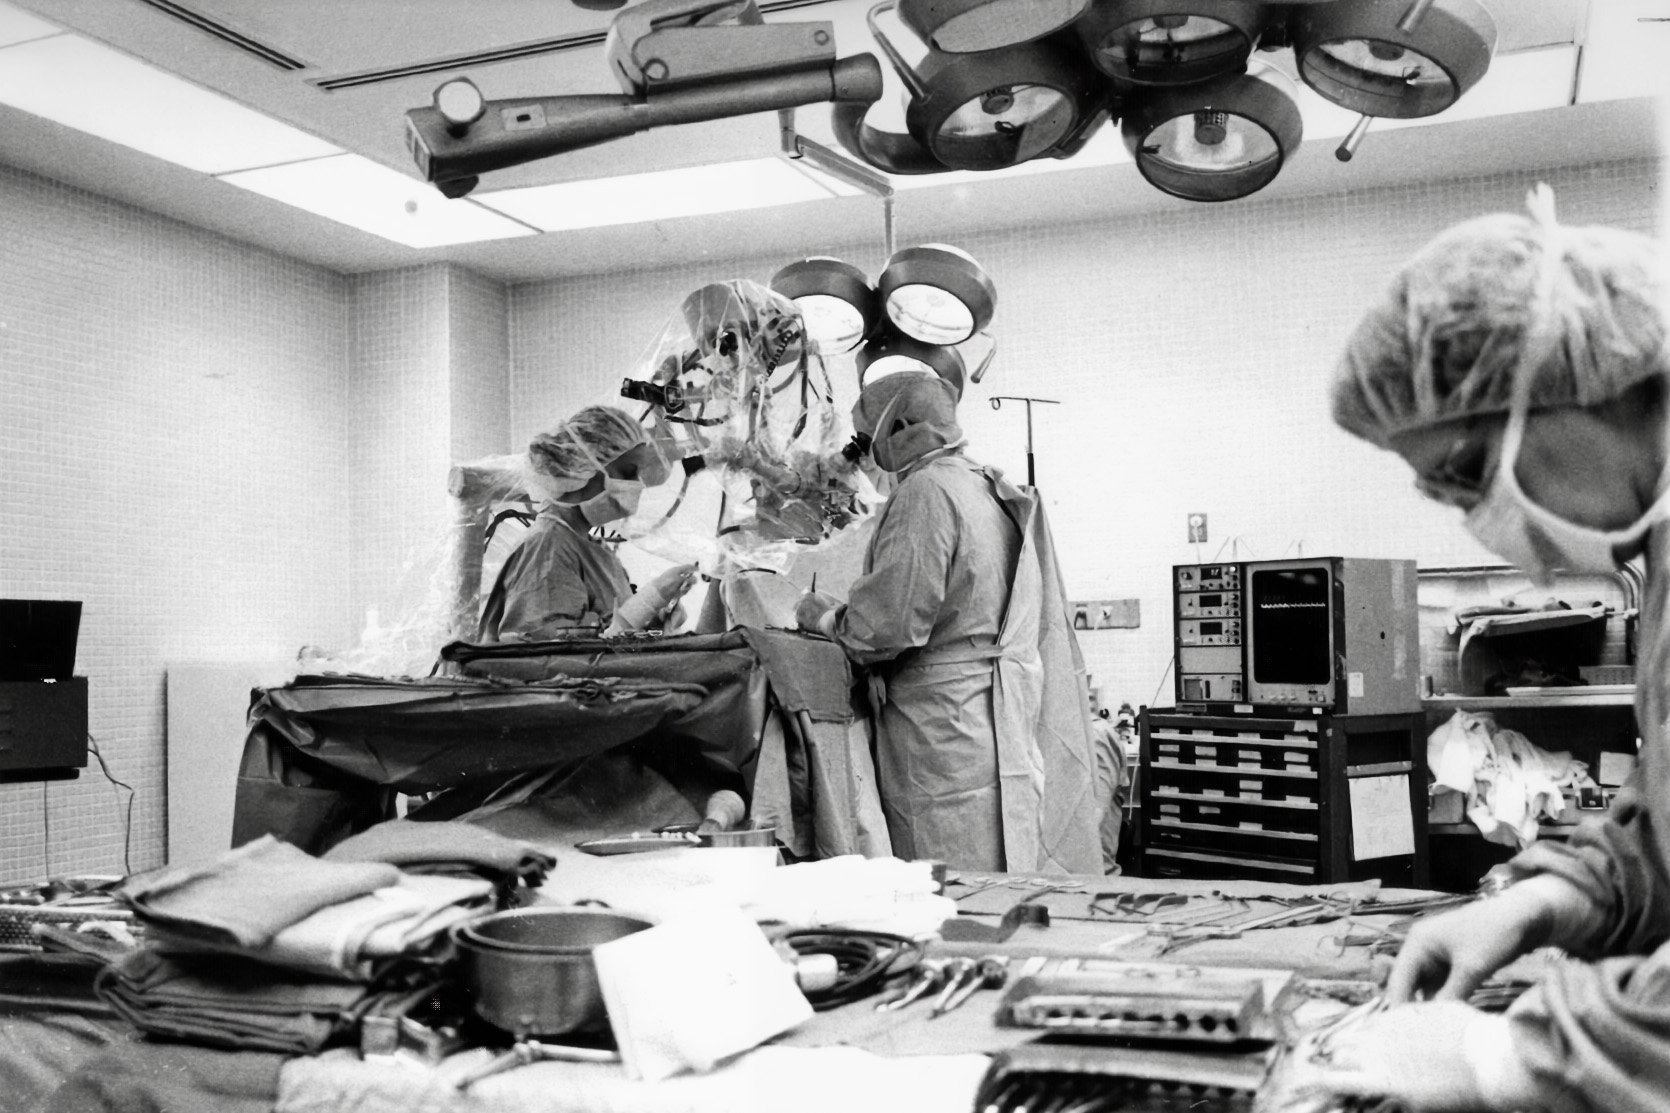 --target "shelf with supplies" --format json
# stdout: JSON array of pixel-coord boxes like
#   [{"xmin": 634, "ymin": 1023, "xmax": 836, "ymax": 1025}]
[
  {"xmin": 1423, "ymin": 691, "xmax": 1636, "ymax": 710},
  {"xmin": 1136, "ymin": 709, "xmax": 1428, "ymax": 888}
]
